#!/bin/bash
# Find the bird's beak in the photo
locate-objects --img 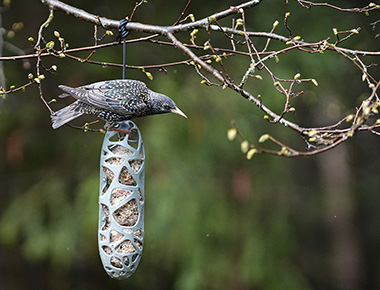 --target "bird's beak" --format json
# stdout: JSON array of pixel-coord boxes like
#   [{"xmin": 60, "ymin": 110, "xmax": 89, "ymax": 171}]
[{"xmin": 171, "ymin": 107, "xmax": 187, "ymax": 119}]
